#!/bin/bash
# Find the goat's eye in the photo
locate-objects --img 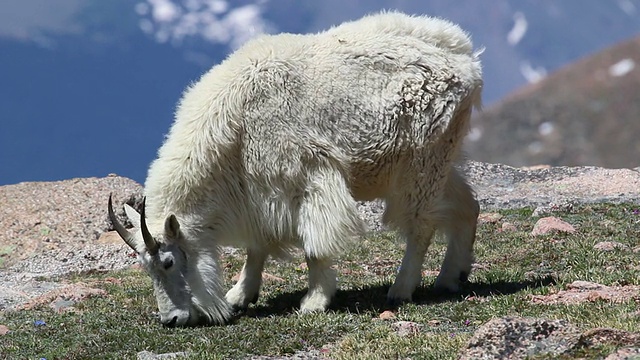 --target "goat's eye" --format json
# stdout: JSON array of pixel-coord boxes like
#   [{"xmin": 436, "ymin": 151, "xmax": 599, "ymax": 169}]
[{"xmin": 163, "ymin": 258, "xmax": 174, "ymax": 270}]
